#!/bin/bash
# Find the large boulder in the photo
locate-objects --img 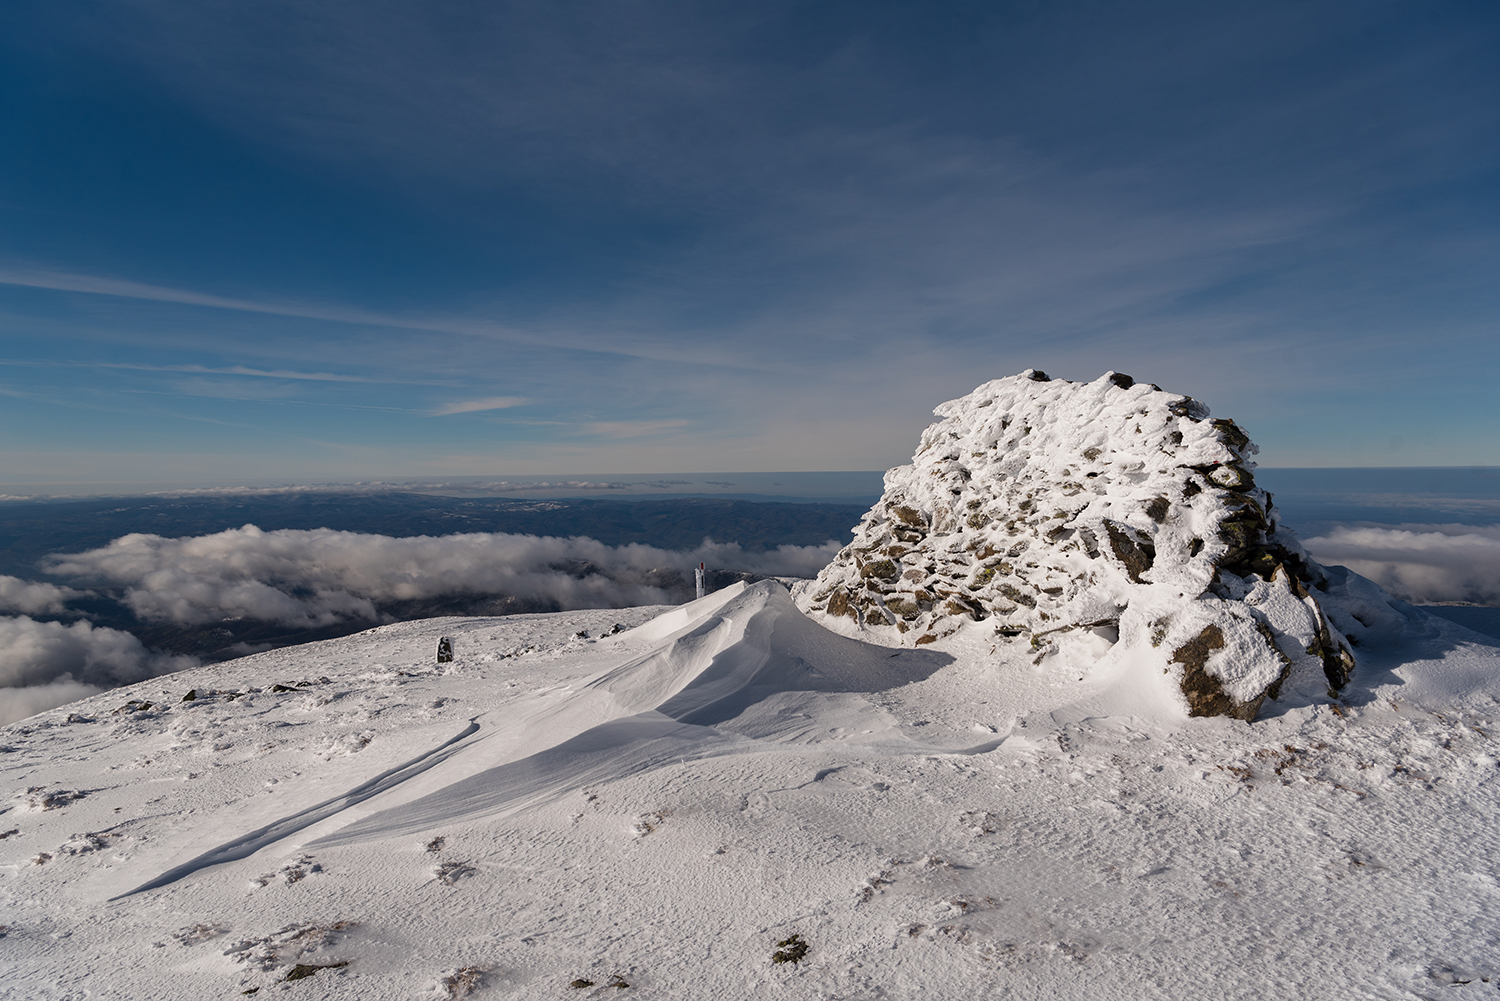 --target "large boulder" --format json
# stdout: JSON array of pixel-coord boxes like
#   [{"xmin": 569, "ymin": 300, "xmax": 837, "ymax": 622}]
[{"xmin": 797, "ymin": 370, "xmax": 1361, "ymax": 721}]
